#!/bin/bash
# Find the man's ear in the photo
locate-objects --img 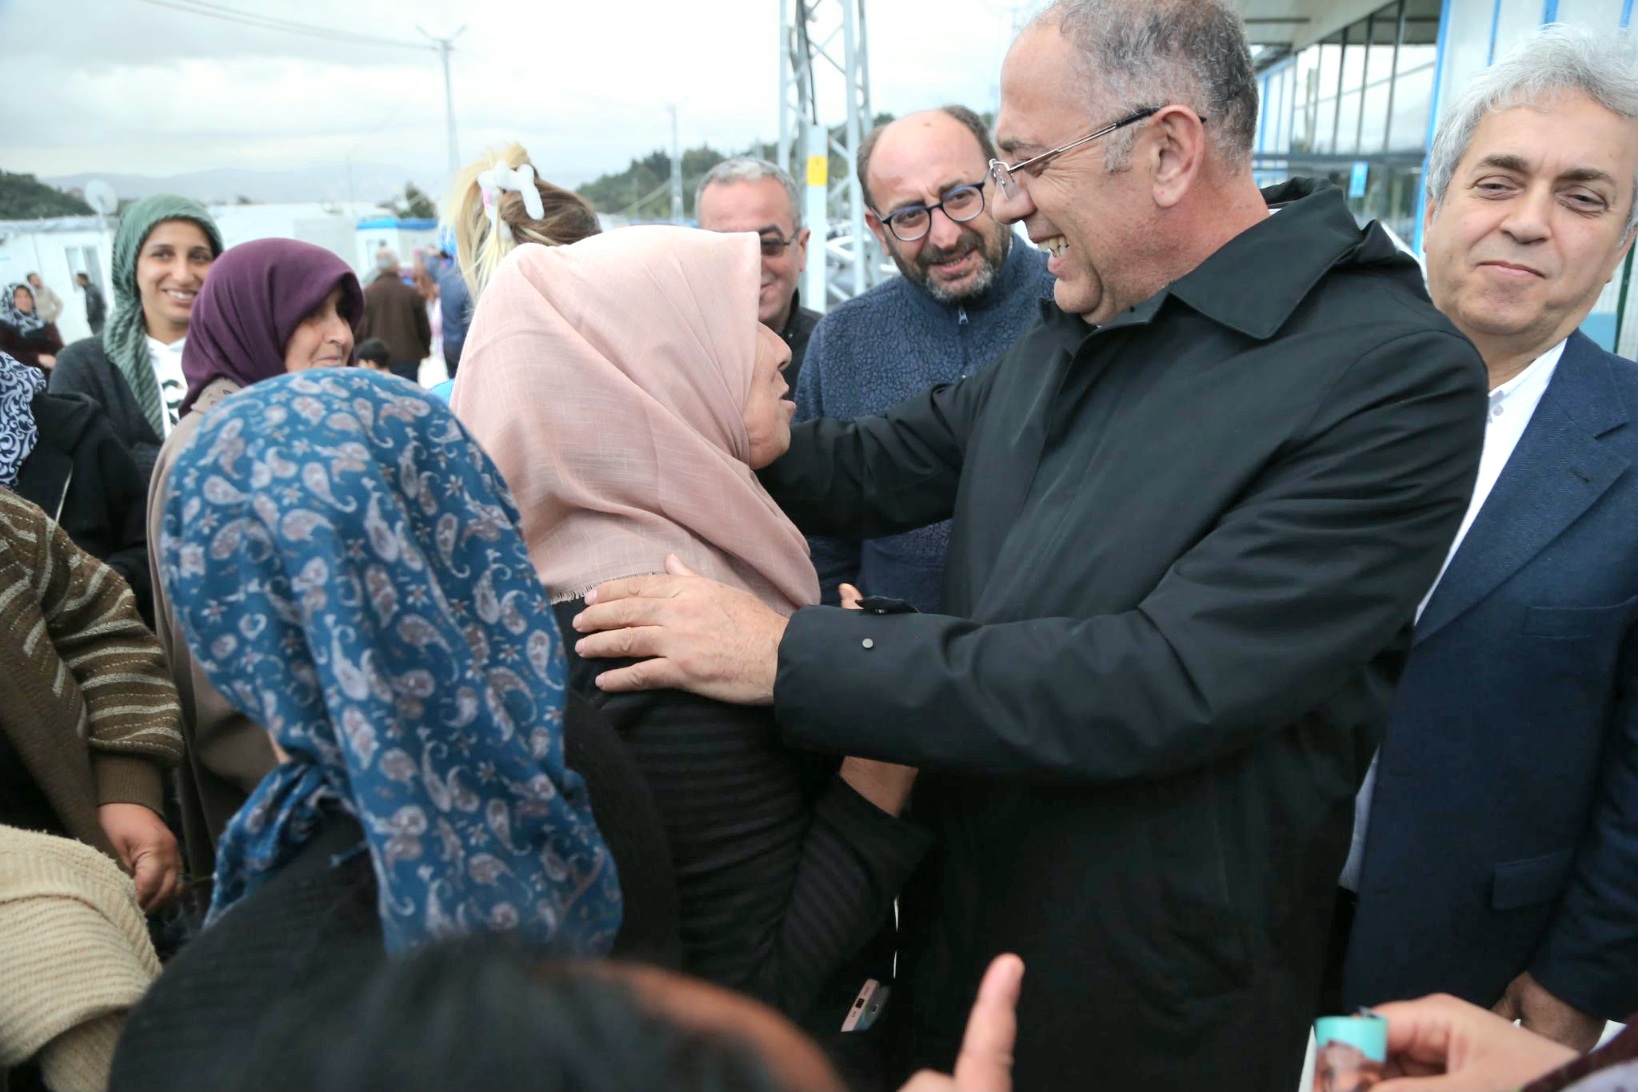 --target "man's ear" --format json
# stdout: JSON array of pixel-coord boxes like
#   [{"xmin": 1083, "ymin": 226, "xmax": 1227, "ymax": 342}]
[
  {"xmin": 794, "ymin": 227, "xmax": 812, "ymax": 274},
  {"xmin": 864, "ymin": 211, "xmax": 892, "ymax": 250},
  {"xmin": 1150, "ymin": 106, "xmax": 1208, "ymax": 210}
]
